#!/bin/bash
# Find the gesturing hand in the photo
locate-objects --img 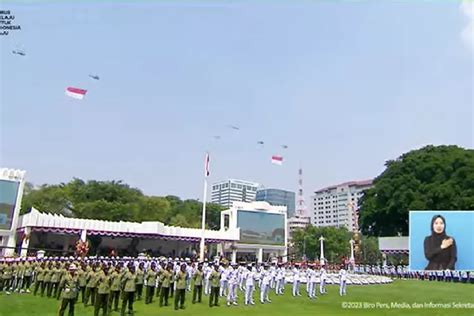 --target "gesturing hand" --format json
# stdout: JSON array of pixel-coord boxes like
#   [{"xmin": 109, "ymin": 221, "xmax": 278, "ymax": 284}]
[{"xmin": 441, "ymin": 238, "xmax": 453, "ymax": 249}]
